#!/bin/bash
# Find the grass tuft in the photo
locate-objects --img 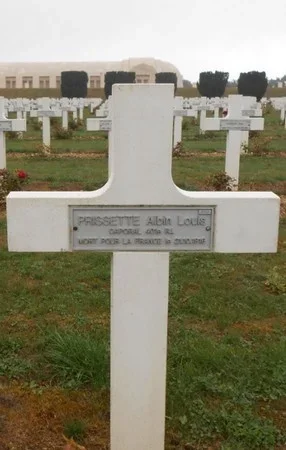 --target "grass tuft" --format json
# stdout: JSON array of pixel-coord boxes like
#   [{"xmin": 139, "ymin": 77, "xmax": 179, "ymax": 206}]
[{"xmin": 45, "ymin": 330, "xmax": 109, "ymax": 388}]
